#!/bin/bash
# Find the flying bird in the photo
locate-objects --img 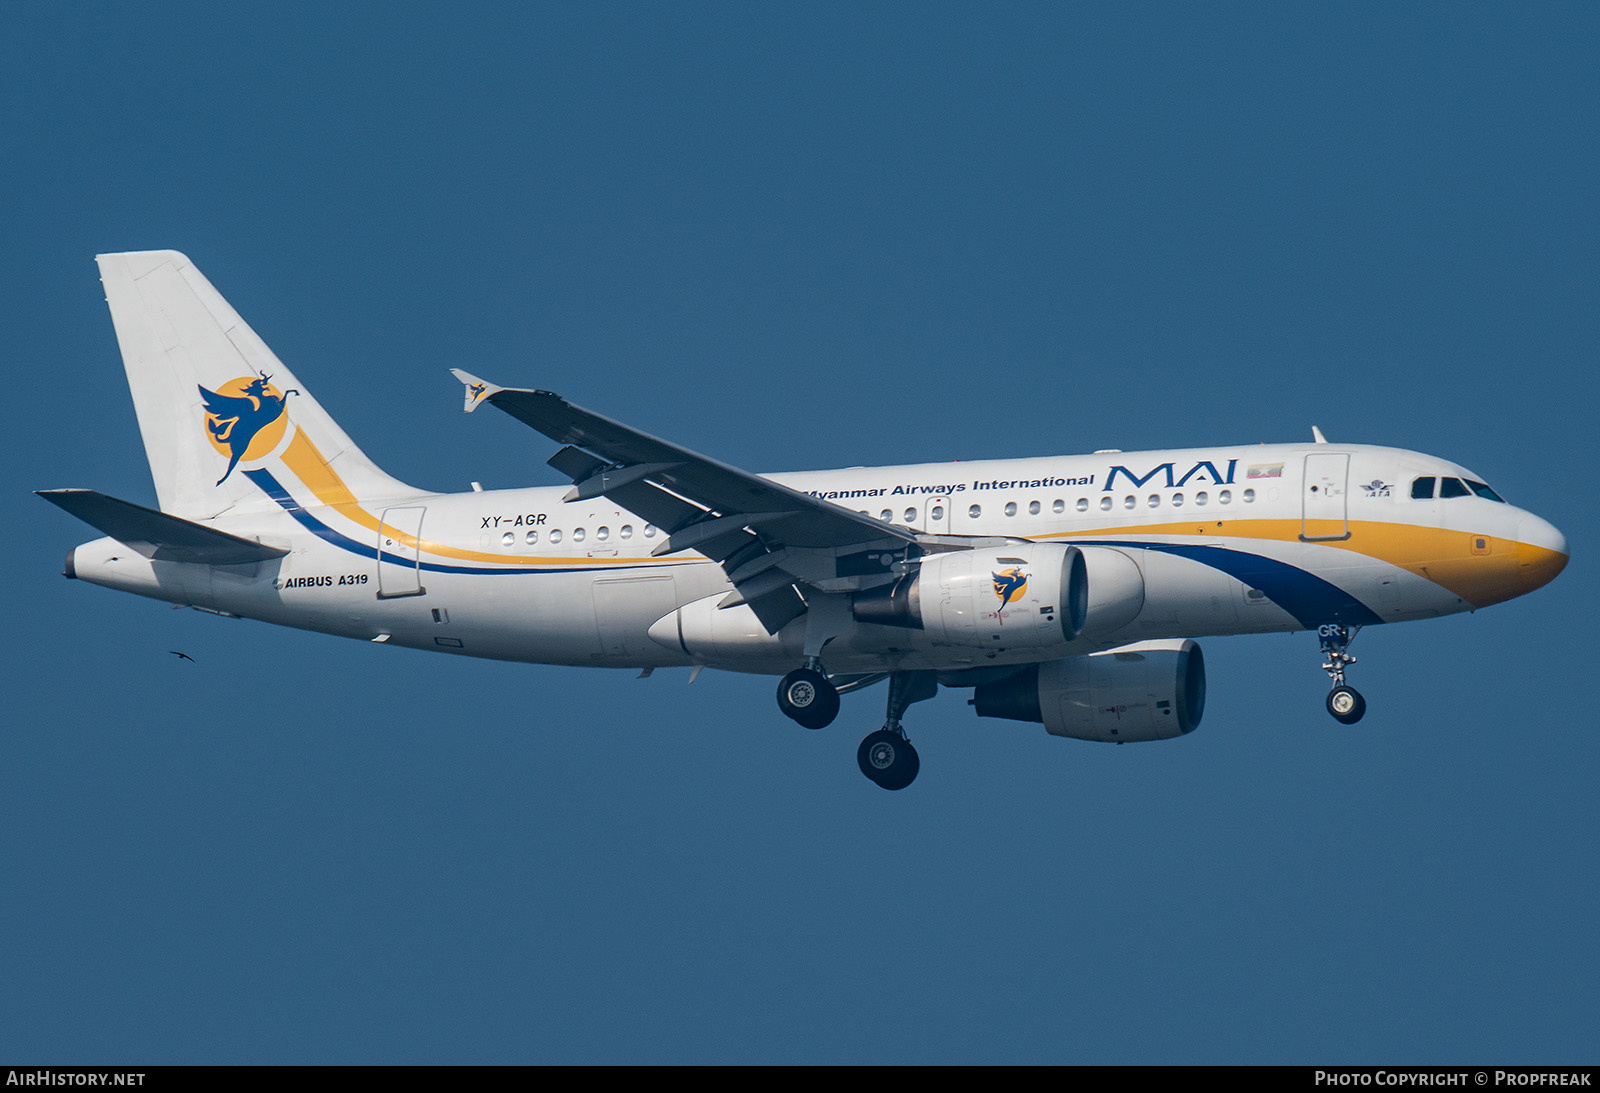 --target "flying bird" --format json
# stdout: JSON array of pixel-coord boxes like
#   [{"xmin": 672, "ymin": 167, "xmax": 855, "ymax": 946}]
[{"xmin": 169, "ymin": 650, "xmax": 194, "ymax": 662}]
